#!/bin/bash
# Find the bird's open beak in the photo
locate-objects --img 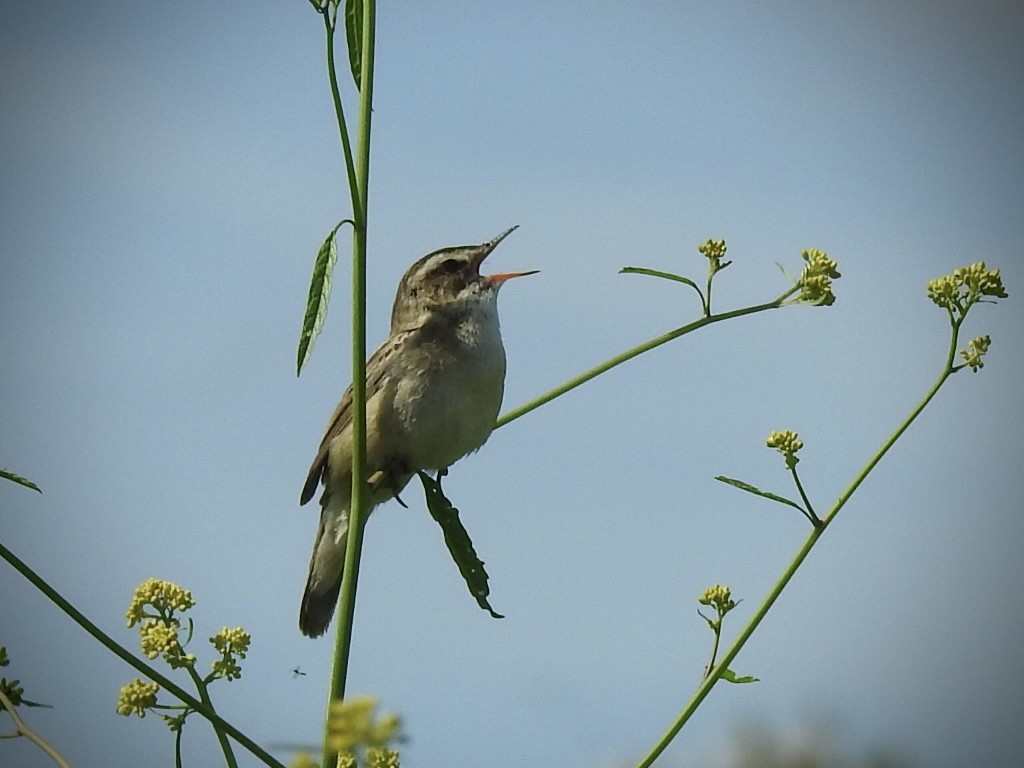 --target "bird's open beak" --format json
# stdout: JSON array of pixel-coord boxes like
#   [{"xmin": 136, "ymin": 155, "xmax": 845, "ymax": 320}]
[
  {"xmin": 488, "ymin": 268, "xmax": 540, "ymax": 285},
  {"xmin": 475, "ymin": 225, "xmax": 539, "ymax": 284}
]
